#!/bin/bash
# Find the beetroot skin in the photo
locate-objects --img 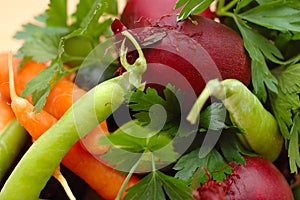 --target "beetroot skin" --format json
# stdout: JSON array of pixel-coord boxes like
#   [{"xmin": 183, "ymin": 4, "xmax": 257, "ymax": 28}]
[
  {"xmin": 112, "ymin": 15, "xmax": 251, "ymax": 105},
  {"xmin": 194, "ymin": 156, "xmax": 294, "ymax": 200},
  {"xmin": 120, "ymin": 0, "xmax": 214, "ymax": 29}
]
